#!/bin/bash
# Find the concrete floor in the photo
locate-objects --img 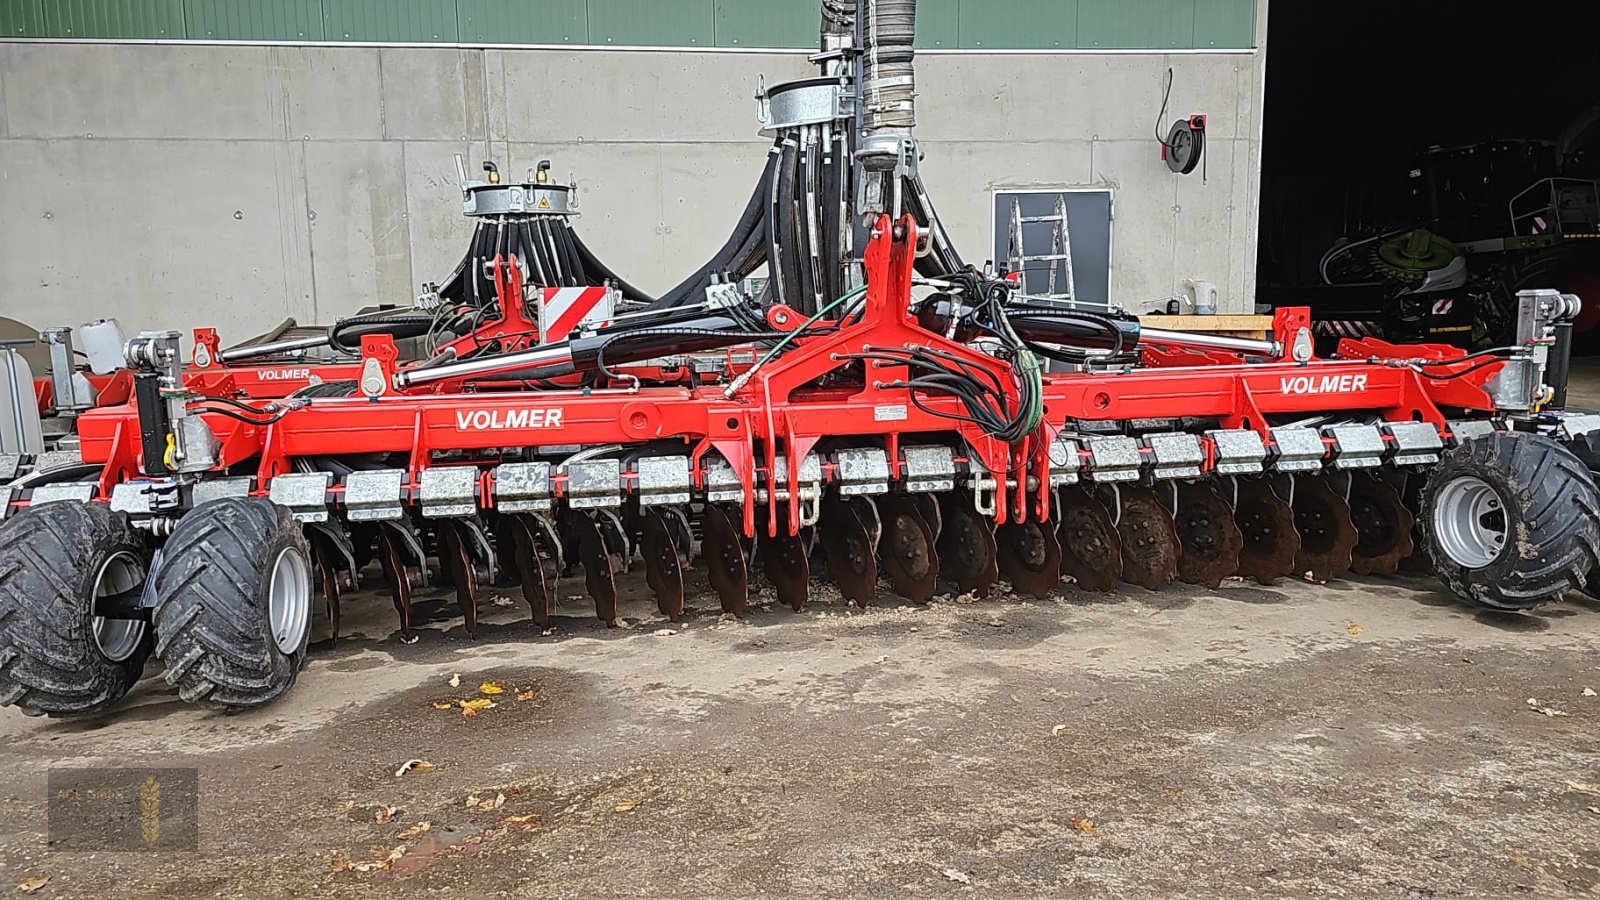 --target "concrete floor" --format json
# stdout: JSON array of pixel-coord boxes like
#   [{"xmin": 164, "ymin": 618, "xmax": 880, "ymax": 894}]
[{"xmin": 1, "ymin": 563, "xmax": 1599, "ymax": 898}]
